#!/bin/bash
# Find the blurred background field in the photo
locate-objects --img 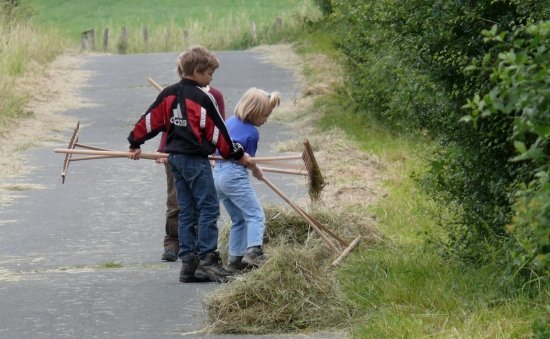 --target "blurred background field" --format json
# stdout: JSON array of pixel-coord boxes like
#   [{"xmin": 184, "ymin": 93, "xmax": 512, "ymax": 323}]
[
  {"xmin": 27, "ymin": 0, "xmax": 318, "ymax": 52},
  {"xmin": 1, "ymin": 0, "xmax": 318, "ymax": 124}
]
